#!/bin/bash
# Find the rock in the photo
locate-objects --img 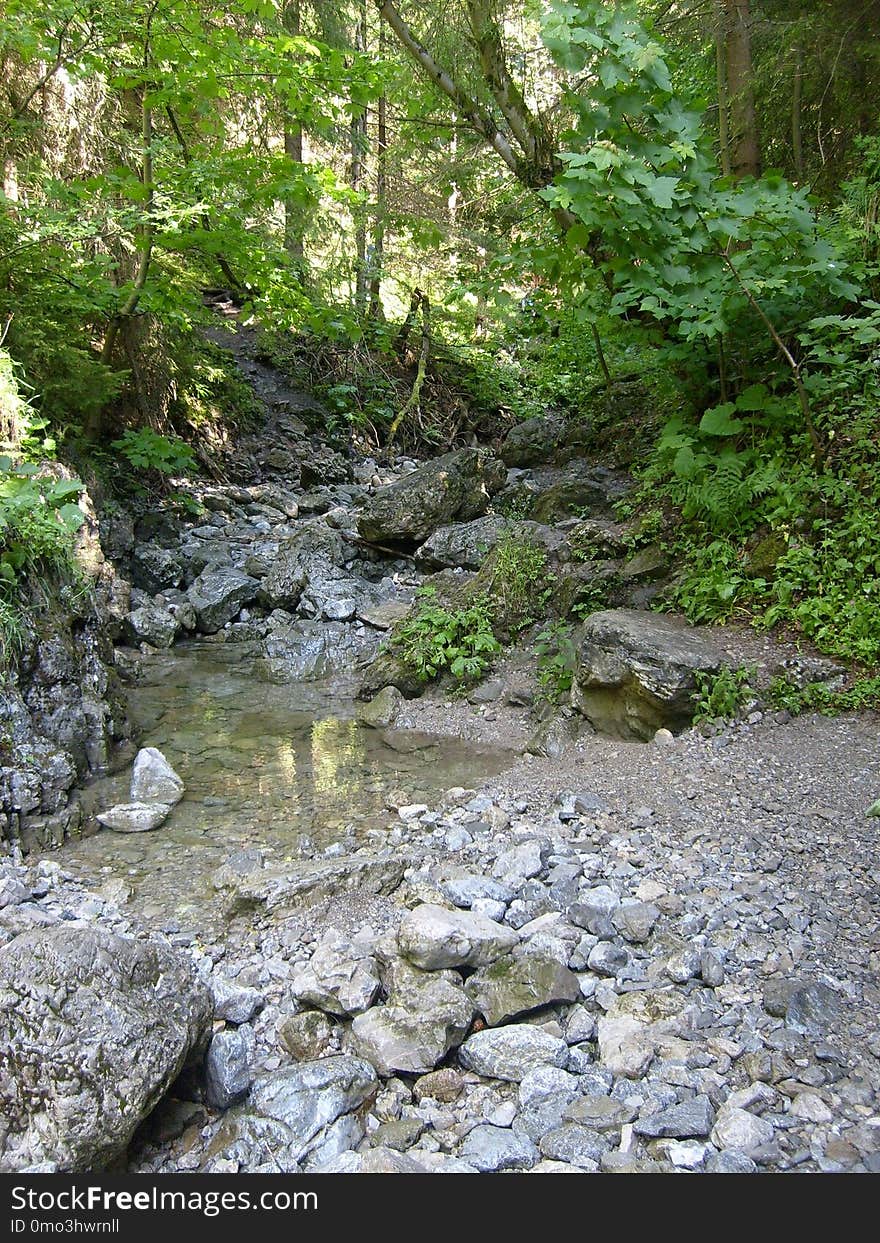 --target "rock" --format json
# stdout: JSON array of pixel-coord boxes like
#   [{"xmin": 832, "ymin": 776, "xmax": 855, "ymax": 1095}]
[
  {"xmin": 459, "ymin": 1026, "xmax": 569, "ymax": 1081},
  {"xmin": 130, "ymin": 747, "xmax": 184, "ymax": 806},
  {"xmin": 710, "ymin": 1106, "xmax": 776, "ymax": 1153},
  {"xmin": 187, "ymin": 569, "xmax": 259, "ymax": 634},
  {"xmin": 612, "ymin": 901, "xmax": 660, "ymax": 944},
  {"xmin": 633, "ymin": 1095, "xmax": 715, "ymax": 1139},
  {"xmin": 96, "ymin": 802, "xmax": 172, "ymax": 833},
  {"xmin": 247, "ymin": 1057, "xmax": 377, "ymax": 1167},
  {"xmin": 529, "ymin": 465, "xmax": 630, "ymax": 523},
  {"xmin": 317, "ymin": 1147, "xmax": 428, "ymax": 1173},
  {"xmin": 539, "ymin": 1123, "xmax": 608, "ymax": 1168},
  {"xmin": 358, "ymin": 449, "xmax": 506, "ymax": 545},
  {"xmin": 500, "ymin": 414, "xmax": 568, "ymax": 468},
  {"xmin": 571, "ymin": 609, "xmax": 724, "ymax": 740},
  {"xmin": 292, "ymin": 931, "xmax": 381, "ymax": 1017},
  {"xmin": 785, "ymin": 982, "xmax": 841, "ymax": 1037},
  {"xmin": 465, "ymin": 950, "xmax": 580, "ymax": 1025},
  {"xmin": 564, "ymin": 1096, "xmax": 636, "ymax": 1132},
  {"xmin": 209, "ymin": 976, "xmax": 264, "ymax": 1026},
  {"xmin": 131, "ymin": 545, "xmax": 183, "ymax": 594},
  {"xmin": 349, "ymin": 962, "xmax": 475, "ymax": 1075},
  {"xmin": 705, "ymin": 1150, "xmax": 758, "ymax": 1174},
  {"xmin": 356, "ymin": 686, "xmax": 403, "ymax": 730},
  {"xmin": 439, "ymin": 872, "xmax": 515, "ymax": 909},
  {"xmin": 0, "ymin": 925, "xmax": 211, "ymax": 1171},
  {"xmin": 124, "ymin": 603, "xmax": 178, "ymax": 649},
  {"xmin": 460, "ymin": 1125, "xmax": 539, "ymax": 1172},
  {"xmin": 398, "ymin": 903, "xmax": 518, "ymax": 971},
  {"xmin": 357, "ymin": 600, "xmax": 412, "ymax": 631},
  {"xmin": 587, "ymin": 943, "xmax": 628, "ymax": 976},
  {"xmin": 277, "ymin": 1011, "xmax": 334, "ymax": 1061},
  {"xmin": 597, "ymin": 1012, "xmax": 655, "ymax": 1078},
  {"xmin": 205, "ymin": 1029, "xmax": 251, "ymax": 1110},
  {"xmin": 790, "ymin": 1092, "xmax": 833, "ymax": 1123},
  {"xmin": 259, "ymin": 549, "xmax": 307, "ymax": 611},
  {"xmin": 491, "ymin": 840, "xmax": 544, "ymax": 889},
  {"xmin": 415, "ymin": 515, "xmax": 511, "ymax": 571}
]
